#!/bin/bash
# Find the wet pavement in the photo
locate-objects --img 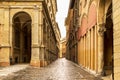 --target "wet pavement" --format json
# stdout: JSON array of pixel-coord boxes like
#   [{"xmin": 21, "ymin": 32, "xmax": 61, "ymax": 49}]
[
  {"xmin": 0, "ymin": 64, "xmax": 28, "ymax": 77},
  {"xmin": 0, "ymin": 58, "xmax": 102, "ymax": 80}
]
